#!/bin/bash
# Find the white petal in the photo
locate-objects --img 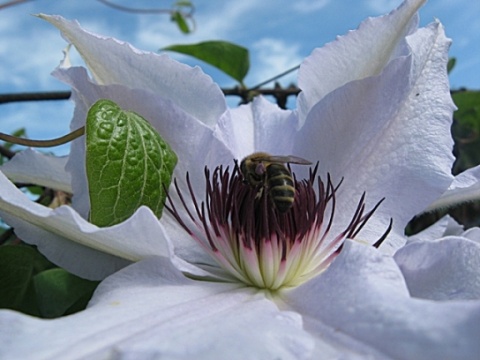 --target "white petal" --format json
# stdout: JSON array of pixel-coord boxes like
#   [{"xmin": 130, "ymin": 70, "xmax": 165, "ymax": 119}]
[
  {"xmin": 0, "ymin": 257, "xmax": 315, "ymax": 360},
  {"xmin": 0, "ymin": 171, "xmax": 172, "ymax": 280},
  {"xmin": 293, "ymin": 21, "xmax": 455, "ymax": 253},
  {"xmin": 395, "ymin": 236, "xmax": 480, "ymax": 300},
  {"xmin": 0, "ymin": 148, "xmax": 71, "ymax": 192},
  {"xmin": 426, "ymin": 164, "xmax": 480, "ymax": 212},
  {"xmin": 297, "ymin": 0, "xmax": 424, "ymax": 121},
  {"xmin": 160, "ymin": 211, "xmax": 218, "ymax": 270},
  {"xmin": 215, "ymin": 103, "xmax": 254, "ymax": 158},
  {"xmin": 283, "ymin": 240, "xmax": 480, "ymax": 359},
  {"xmin": 449, "ymin": 165, "xmax": 480, "ymax": 189},
  {"xmin": 39, "ymin": 14, "xmax": 227, "ymax": 128},
  {"xmin": 461, "ymin": 227, "xmax": 480, "ymax": 244},
  {"xmin": 249, "ymin": 97, "xmax": 299, "ymax": 156},
  {"xmin": 215, "ymin": 96, "xmax": 298, "ymax": 159},
  {"xmin": 53, "ymin": 67, "xmax": 233, "ymax": 217},
  {"xmin": 408, "ymin": 215, "xmax": 464, "ymax": 243}
]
